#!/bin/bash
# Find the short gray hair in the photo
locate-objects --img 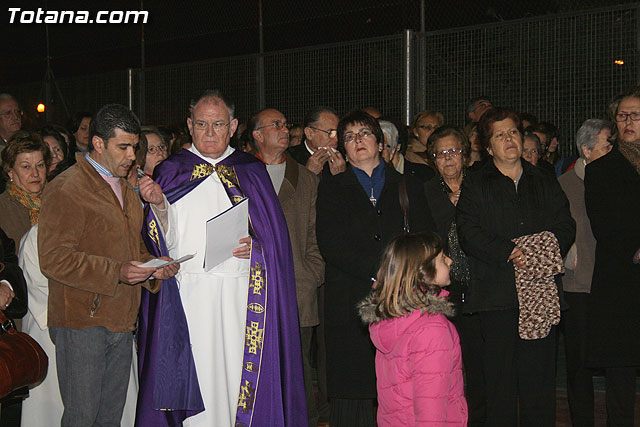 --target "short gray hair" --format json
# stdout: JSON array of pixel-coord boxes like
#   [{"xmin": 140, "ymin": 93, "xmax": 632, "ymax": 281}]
[
  {"xmin": 189, "ymin": 90, "xmax": 235, "ymax": 121},
  {"xmin": 575, "ymin": 119, "xmax": 612, "ymax": 159},
  {"xmin": 523, "ymin": 131, "xmax": 541, "ymax": 153},
  {"xmin": 0, "ymin": 93, "xmax": 17, "ymax": 102},
  {"xmin": 378, "ymin": 120, "xmax": 399, "ymax": 151}
]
